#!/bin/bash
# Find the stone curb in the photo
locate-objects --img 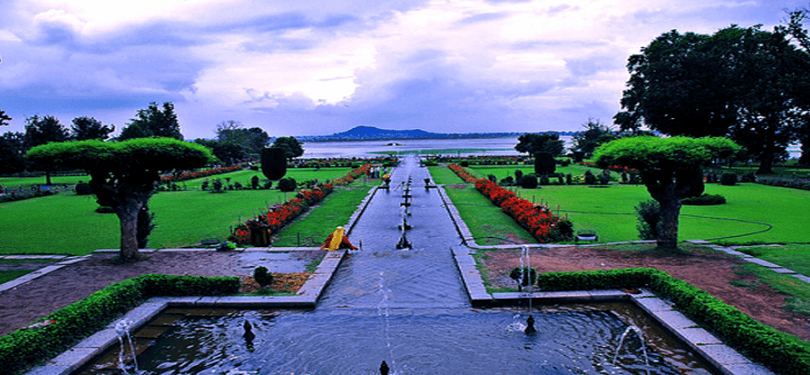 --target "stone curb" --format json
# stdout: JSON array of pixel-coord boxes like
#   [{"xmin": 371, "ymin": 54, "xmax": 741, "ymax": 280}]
[{"xmin": 0, "ymin": 255, "xmax": 93, "ymax": 293}]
